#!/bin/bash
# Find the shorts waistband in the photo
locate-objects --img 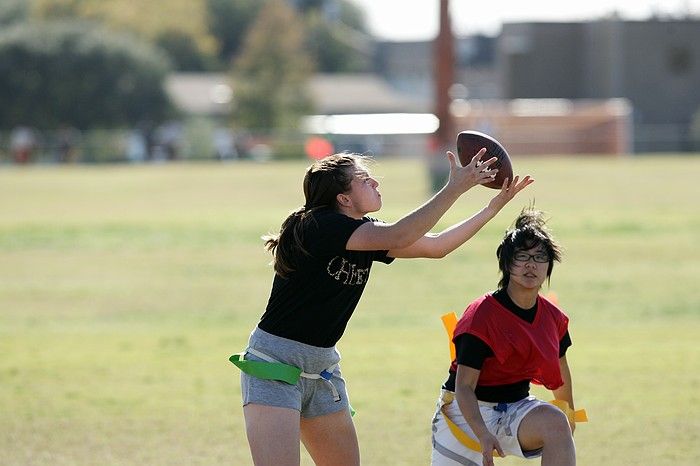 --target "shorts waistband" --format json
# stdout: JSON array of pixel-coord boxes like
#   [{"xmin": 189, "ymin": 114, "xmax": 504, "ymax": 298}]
[
  {"xmin": 439, "ymin": 389, "xmax": 524, "ymax": 409},
  {"xmin": 248, "ymin": 326, "xmax": 340, "ymax": 374}
]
